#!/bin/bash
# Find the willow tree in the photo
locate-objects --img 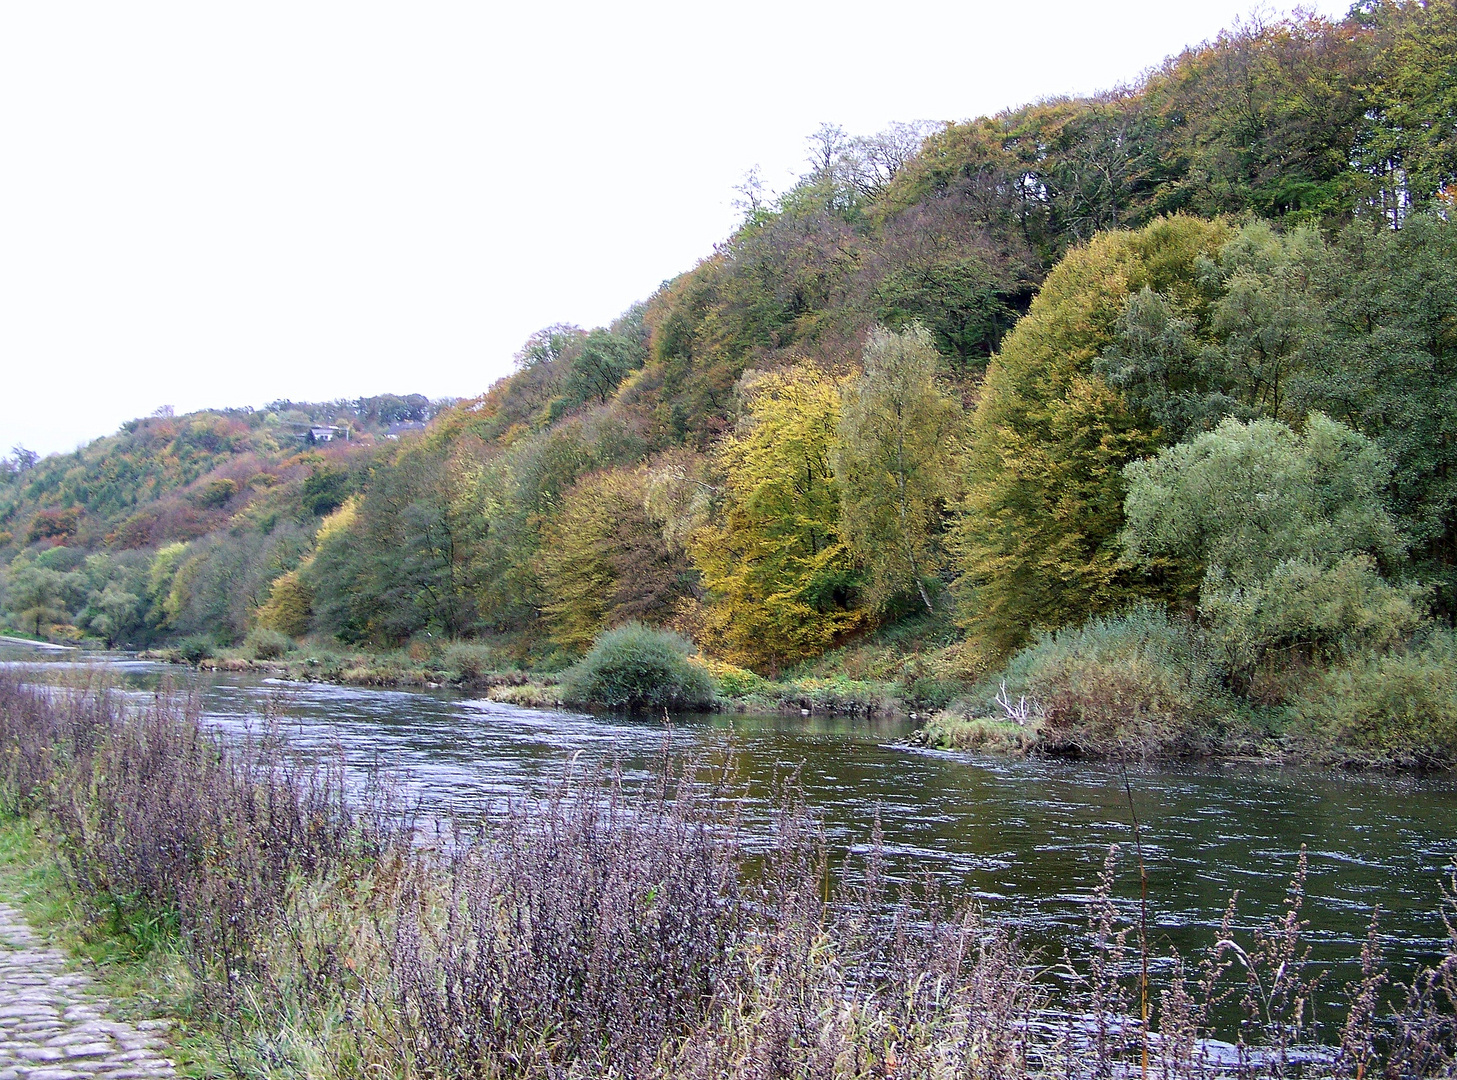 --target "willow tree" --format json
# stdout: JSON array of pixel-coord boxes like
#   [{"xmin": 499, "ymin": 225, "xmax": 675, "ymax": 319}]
[{"xmin": 834, "ymin": 324, "xmax": 963, "ymax": 615}]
